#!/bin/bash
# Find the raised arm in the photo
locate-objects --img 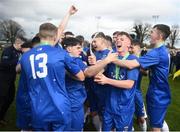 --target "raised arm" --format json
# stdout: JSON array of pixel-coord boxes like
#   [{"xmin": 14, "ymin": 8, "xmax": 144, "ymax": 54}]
[
  {"xmin": 55, "ymin": 5, "xmax": 78, "ymax": 43},
  {"xmin": 113, "ymin": 59, "xmax": 140, "ymax": 69}
]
